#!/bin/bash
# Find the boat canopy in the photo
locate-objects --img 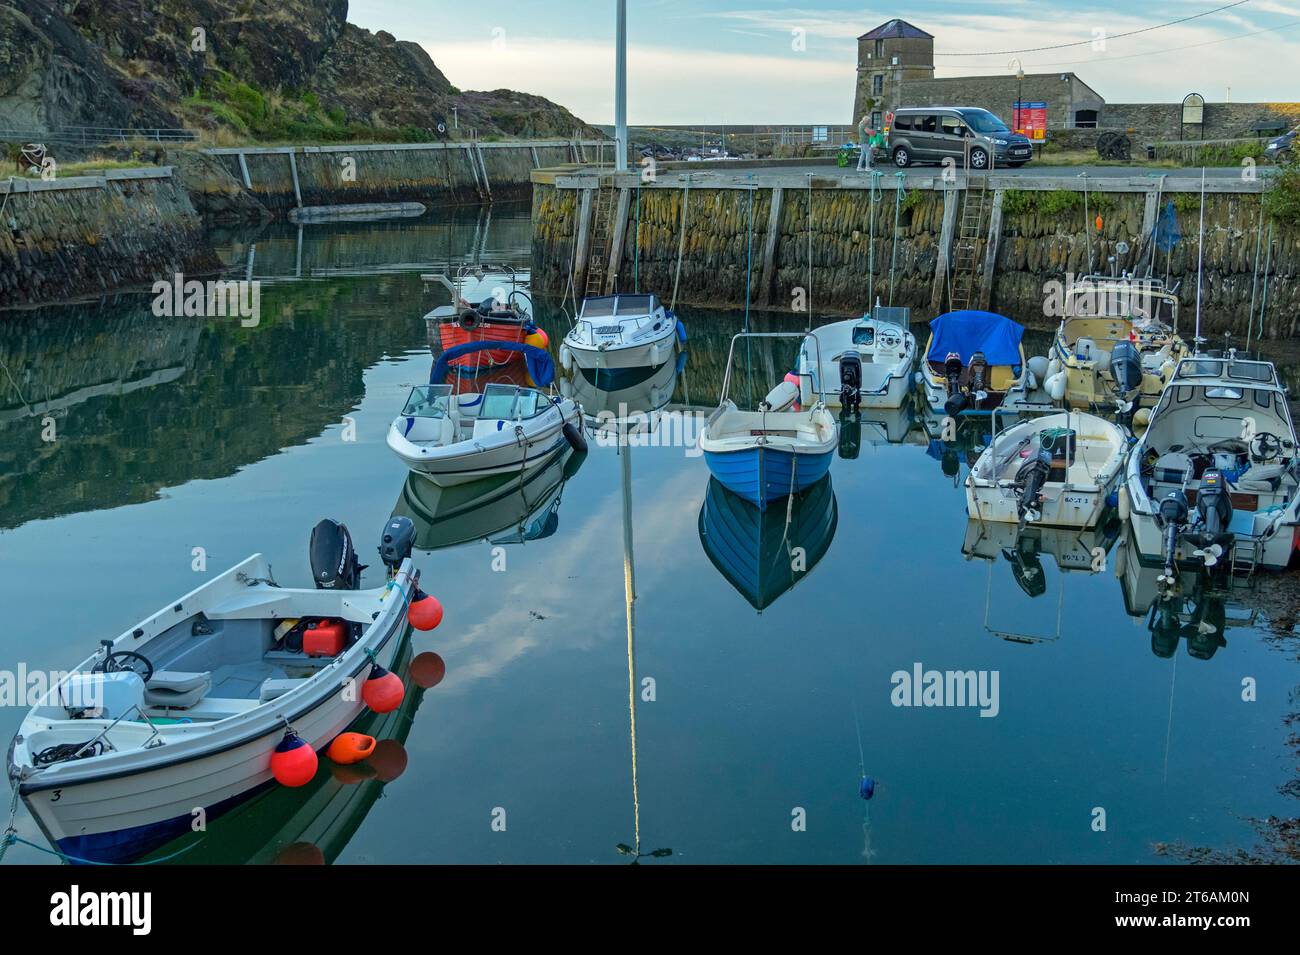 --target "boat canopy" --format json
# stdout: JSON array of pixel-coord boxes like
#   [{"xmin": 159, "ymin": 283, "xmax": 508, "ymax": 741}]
[
  {"xmin": 431, "ymin": 341, "xmax": 555, "ymax": 387},
  {"xmin": 927, "ymin": 310, "xmax": 1024, "ymax": 365}
]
